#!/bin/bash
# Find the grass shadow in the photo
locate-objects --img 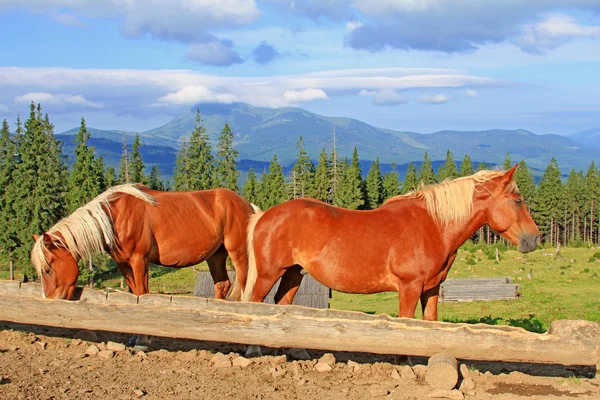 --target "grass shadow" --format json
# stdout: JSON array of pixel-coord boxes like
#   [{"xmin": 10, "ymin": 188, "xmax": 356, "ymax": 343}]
[{"xmin": 442, "ymin": 314, "xmax": 545, "ymax": 333}]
